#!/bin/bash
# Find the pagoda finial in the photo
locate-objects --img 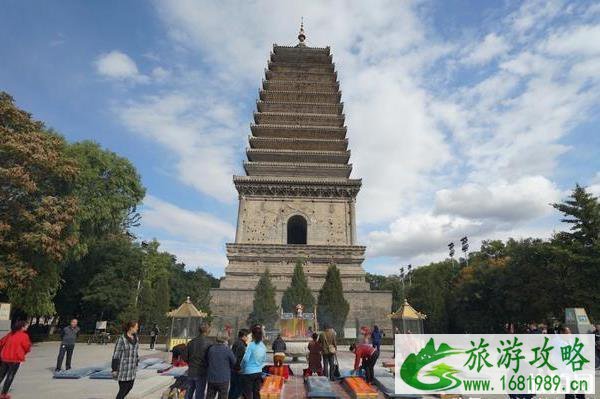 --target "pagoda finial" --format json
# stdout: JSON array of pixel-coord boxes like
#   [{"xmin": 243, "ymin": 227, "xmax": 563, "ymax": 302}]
[{"xmin": 297, "ymin": 17, "xmax": 306, "ymax": 46}]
